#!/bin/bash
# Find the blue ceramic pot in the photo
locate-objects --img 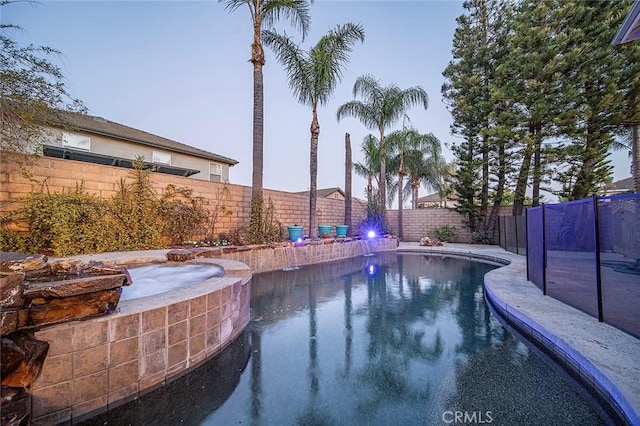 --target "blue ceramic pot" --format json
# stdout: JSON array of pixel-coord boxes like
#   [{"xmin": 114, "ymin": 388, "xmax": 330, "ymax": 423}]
[
  {"xmin": 335, "ymin": 225, "xmax": 348, "ymax": 237},
  {"xmin": 318, "ymin": 225, "xmax": 332, "ymax": 238},
  {"xmin": 287, "ymin": 226, "xmax": 304, "ymax": 241}
]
